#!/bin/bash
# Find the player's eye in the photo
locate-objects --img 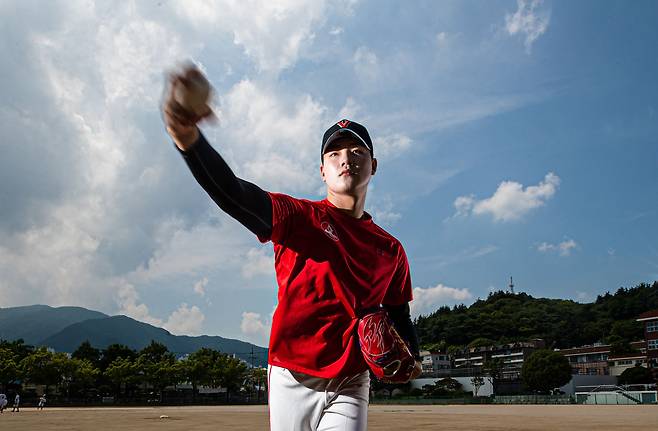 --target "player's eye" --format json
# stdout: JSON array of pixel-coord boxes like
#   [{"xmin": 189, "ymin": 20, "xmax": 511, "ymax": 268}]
[{"xmin": 352, "ymin": 148, "xmax": 364, "ymax": 156}]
